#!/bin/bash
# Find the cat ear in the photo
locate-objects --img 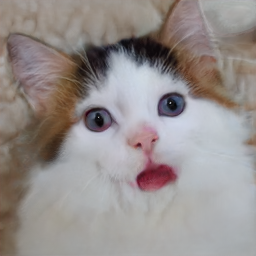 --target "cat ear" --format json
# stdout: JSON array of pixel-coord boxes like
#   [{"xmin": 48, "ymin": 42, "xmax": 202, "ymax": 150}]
[
  {"xmin": 159, "ymin": 0, "xmax": 218, "ymax": 81},
  {"xmin": 160, "ymin": 0, "xmax": 214, "ymax": 57},
  {"xmin": 7, "ymin": 34, "xmax": 75, "ymax": 116}
]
